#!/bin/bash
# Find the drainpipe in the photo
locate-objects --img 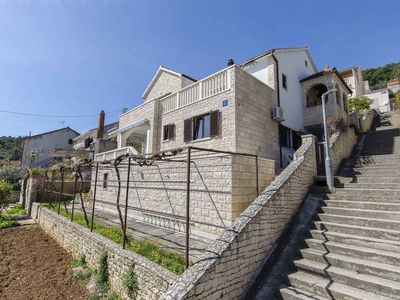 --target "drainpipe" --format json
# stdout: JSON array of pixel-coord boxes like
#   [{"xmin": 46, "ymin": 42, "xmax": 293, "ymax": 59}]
[{"xmin": 271, "ymin": 50, "xmax": 283, "ymax": 168}]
